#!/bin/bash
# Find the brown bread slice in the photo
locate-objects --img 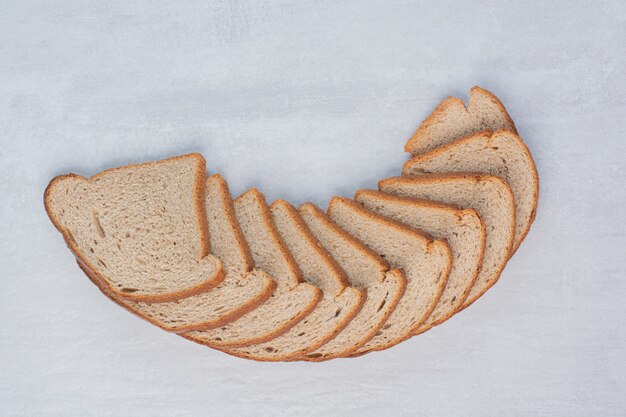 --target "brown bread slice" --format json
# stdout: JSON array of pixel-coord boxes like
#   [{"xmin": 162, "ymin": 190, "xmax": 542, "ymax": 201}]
[
  {"xmin": 354, "ymin": 190, "xmax": 485, "ymax": 332},
  {"xmin": 379, "ymin": 174, "xmax": 515, "ymax": 308},
  {"xmin": 328, "ymin": 197, "xmax": 452, "ymax": 355},
  {"xmin": 404, "ymin": 86, "xmax": 517, "ymax": 155},
  {"xmin": 45, "ymin": 154, "xmax": 224, "ymax": 303},
  {"xmin": 75, "ymin": 174, "xmax": 276, "ymax": 332},
  {"xmin": 185, "ymin": 190, "xmax": 322, "ymax": 348},
  {"xmin": 403, "ymin": 129, "xmax": 539, "ymax": 253},
  {"xmin": 226, "ymin": 200, "xmax": 365, "ymax": 361},
  {"xmin": 298, "ymin": 203, "xmax": 407, "ymax": 361}
]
